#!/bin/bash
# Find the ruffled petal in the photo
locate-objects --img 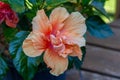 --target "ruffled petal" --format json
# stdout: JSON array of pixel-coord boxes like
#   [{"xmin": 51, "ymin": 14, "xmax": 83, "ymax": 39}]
[
  {"xmin": 50, "ymin": 7, "xmax": 69, "ymax": 33},
  {"xmin": 62, "ymin": 12, "xmax": 86, "ymax": 36},
  {"xmin": 32, "ymin": 9, "xmax": 52, "ymax": 35},
  {"xmin": 58, "ymin": 44, "xmax": 73, "ymax": 58},
  {"xmin": 60, "ymin": 12, "xmax": 86, "ymax": 47},
  {"xmin": 29, "ymin": 31, "xmax": 49, "ymax": 50},
  {"xmin": 44, "ymin": 49, "xmax": 68, "ymax": 76},
  {"xmin": 62, "ymin": 36, "xmax": 86, "ymax": 47},
  {"xmin": 22, "ymin": 32, "xmax": 46, "ymax": 57}
]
